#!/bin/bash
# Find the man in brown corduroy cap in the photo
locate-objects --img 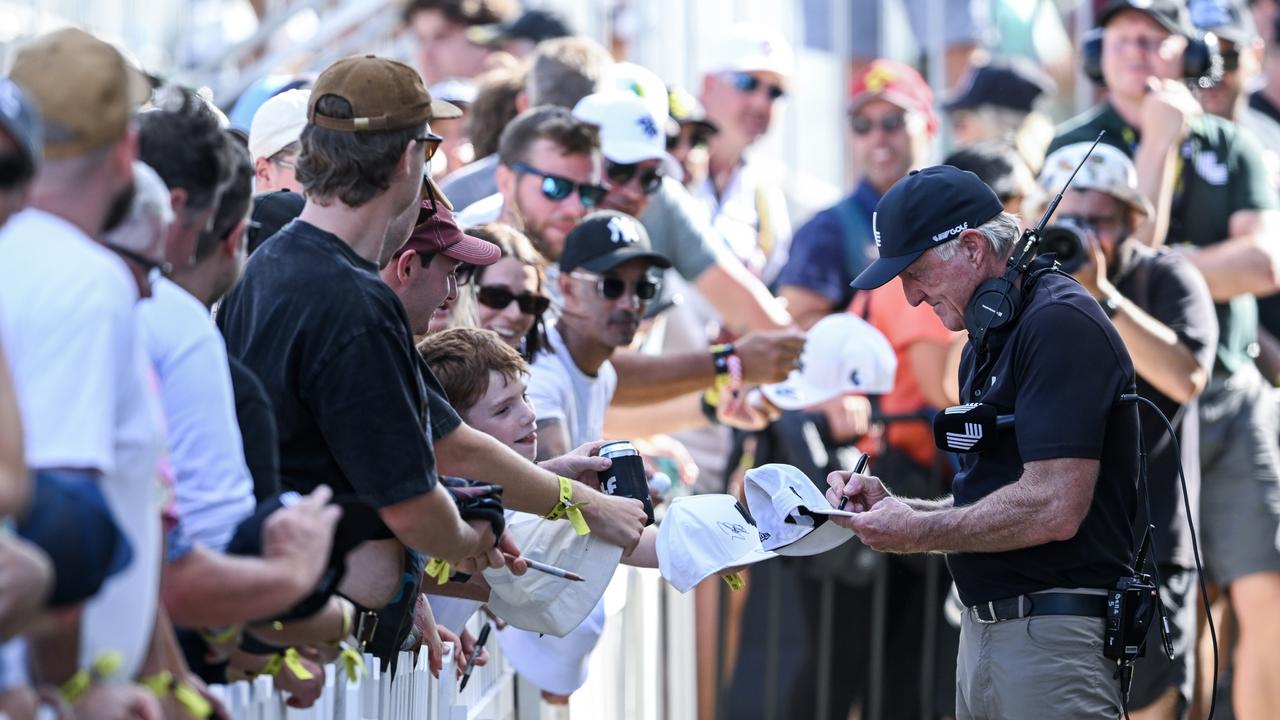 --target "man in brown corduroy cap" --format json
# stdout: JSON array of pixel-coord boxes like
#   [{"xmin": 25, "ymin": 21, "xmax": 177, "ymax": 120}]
[{"xmin": 217, "ymin": 54, "xmax": 648, "ymax": 661}]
